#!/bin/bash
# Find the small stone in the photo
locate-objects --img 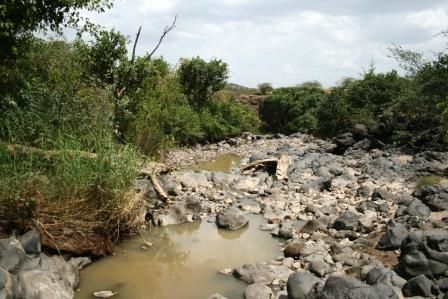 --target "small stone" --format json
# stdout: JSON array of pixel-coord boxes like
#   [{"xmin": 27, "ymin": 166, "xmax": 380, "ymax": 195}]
[
  {"xmin": 219, "ymin": 268, "xmax": 232, "ymax": 275},
  {"xmin": 94, "ymin": 291, "xmax": 116, "ymax": 298}
]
